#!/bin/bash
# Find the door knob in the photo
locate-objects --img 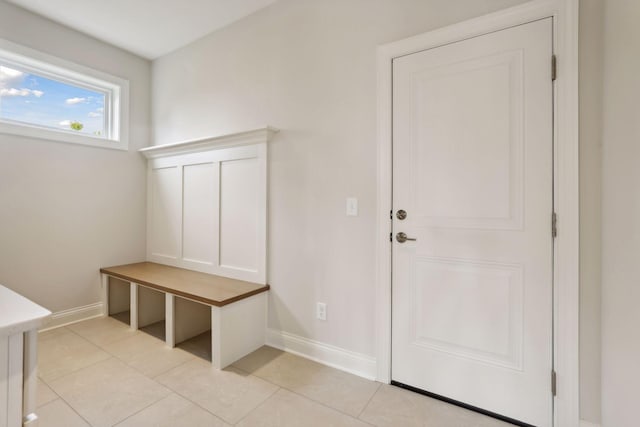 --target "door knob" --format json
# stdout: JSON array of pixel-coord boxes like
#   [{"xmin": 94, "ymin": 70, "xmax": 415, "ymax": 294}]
[
  {"xmin": 396, "ymin": 210, "xmax": 407, "ymax": 220},
  {"xmin": 396, "ymin": 232, "xmax": 417, "ymax": 243}
]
